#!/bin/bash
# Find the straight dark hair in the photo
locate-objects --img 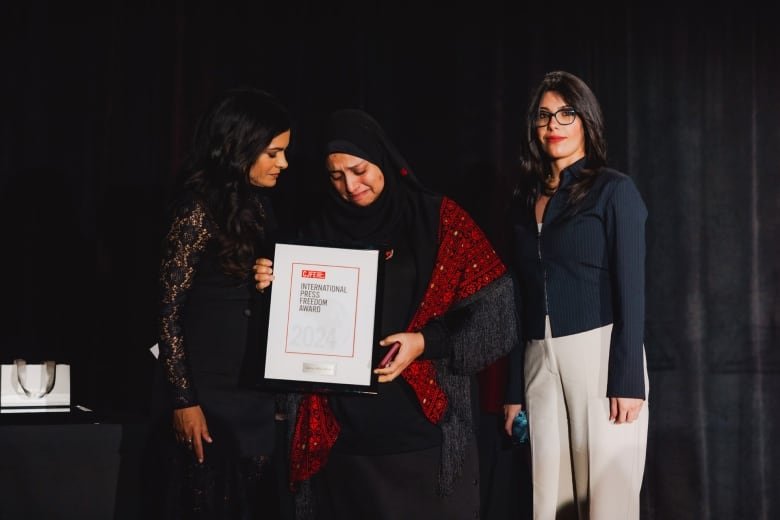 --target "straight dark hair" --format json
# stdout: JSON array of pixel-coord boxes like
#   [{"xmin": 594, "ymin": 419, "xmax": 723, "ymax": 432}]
[
  {"xmin": 514, "ymin": 71, "xmax": 608, "ymax": 209},
  {"xmin": 179, "ymin": 87, "xmax": 290, "ymax": 278}
]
